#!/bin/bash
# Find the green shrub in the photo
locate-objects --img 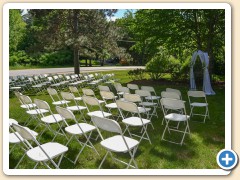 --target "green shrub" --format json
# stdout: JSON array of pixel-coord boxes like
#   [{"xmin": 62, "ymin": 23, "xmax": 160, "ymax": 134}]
[
  {"xmin": 128, "ymin": 68, "xmax": 146, "ymax": 80},
  {"xmin": 146, "ymin": 47, "xmax": 170, "ymax": 80},
  {"xmin": 39, "ymin": 50, "xmax": 73, "ymax": 65},
  {"xmin": 9, "ymin": 51, "xmax": 36, "ymax": 66}
]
